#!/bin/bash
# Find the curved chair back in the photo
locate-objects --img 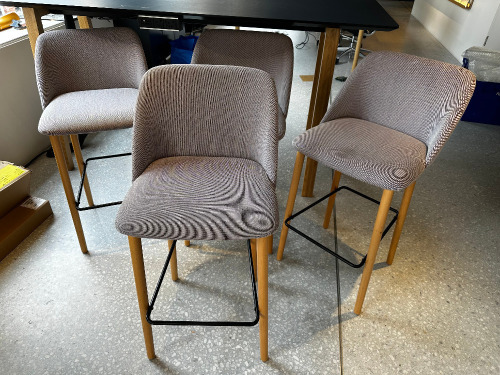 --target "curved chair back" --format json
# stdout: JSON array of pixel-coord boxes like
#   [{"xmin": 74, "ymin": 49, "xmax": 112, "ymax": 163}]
[
  {"xmin": 322, "ymin": 51, "xmax": 476, "ymax": 165},
  {"xmin": 35, "ymin": 27, "xmax": 147, "ymax": 108},
  {"xmin": 192, "ymin": 29, "xmax": 293, "ymax": 119},
  {"xmin": 132, "ymin": 64, "xmax": 279, "ymax": 184}
]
